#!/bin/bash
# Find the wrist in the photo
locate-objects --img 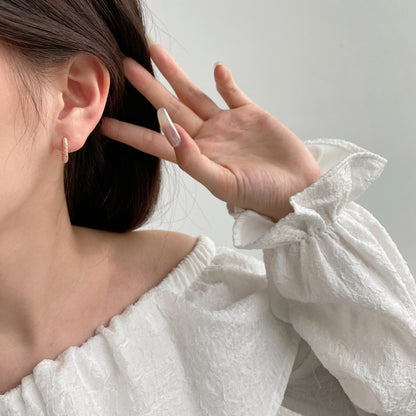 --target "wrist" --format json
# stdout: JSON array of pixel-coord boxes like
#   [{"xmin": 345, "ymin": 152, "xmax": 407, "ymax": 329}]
[{"xmin": 268, "ymin": 162, "xmax": 322, "ymax": 223}]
